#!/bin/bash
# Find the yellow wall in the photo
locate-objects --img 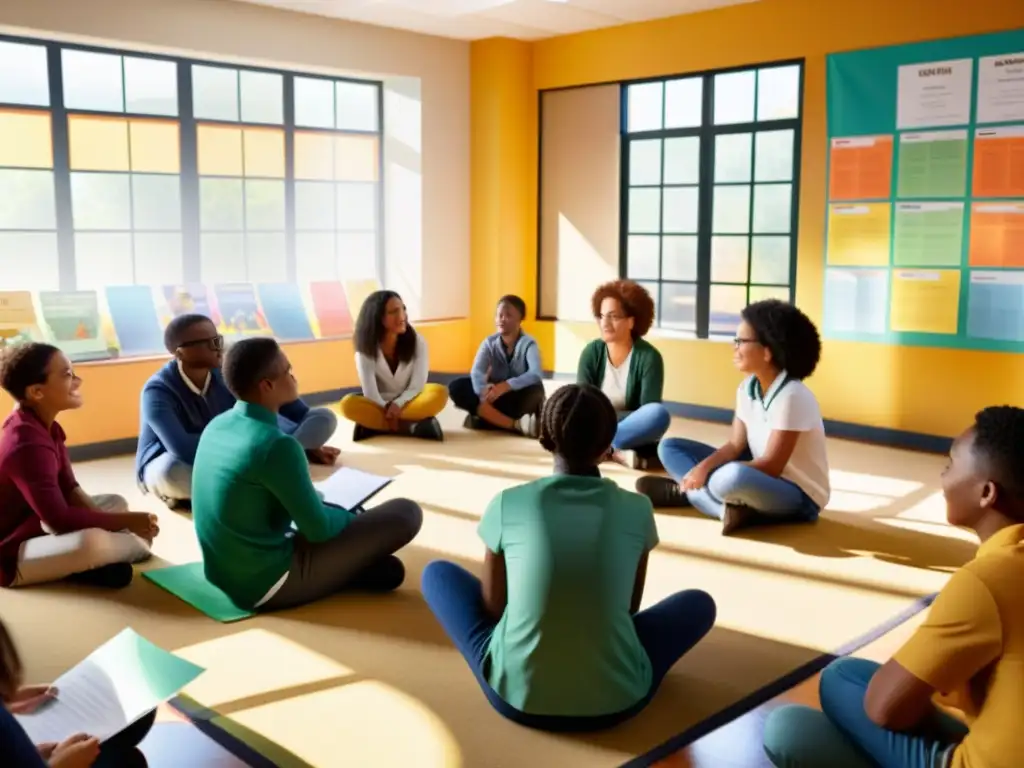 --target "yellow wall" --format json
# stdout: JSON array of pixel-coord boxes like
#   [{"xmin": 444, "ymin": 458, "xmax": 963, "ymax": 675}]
[
  {"xmin": 0, "ymin": 320, "xmax": 471, "ymax": 447},
  {"xmin": 472, "ymin": 0, "xmax": 1024, "ymax": 439}
]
